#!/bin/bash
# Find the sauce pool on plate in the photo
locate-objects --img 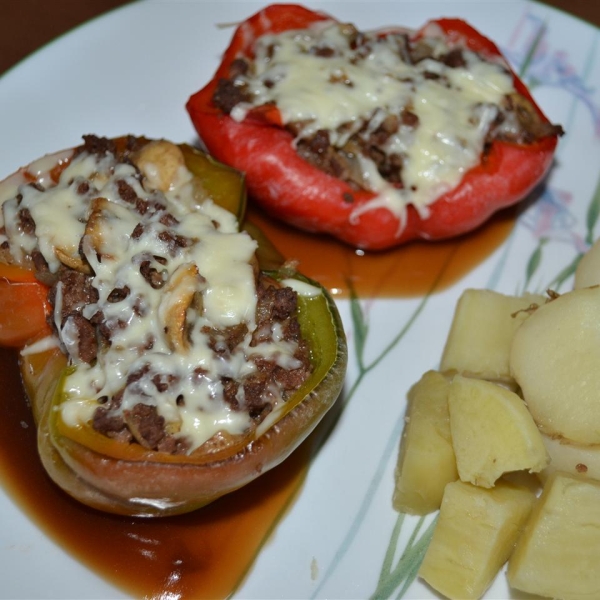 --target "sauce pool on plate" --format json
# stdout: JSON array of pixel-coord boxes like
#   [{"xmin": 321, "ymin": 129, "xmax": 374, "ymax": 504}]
[
  {"xmin": 0, "ymin": 344, "xmax": 319, "ymax": 599},
  {"xmin": 248, "ymin": 203, "xmax": 517, "ymax": 298},
  {"xmin": 0, "ymin": 204, "xmax": 515, "ymax": 597}
]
